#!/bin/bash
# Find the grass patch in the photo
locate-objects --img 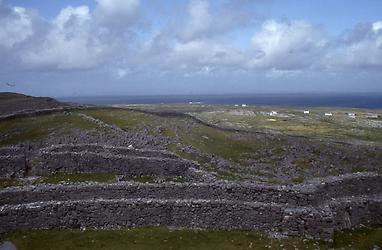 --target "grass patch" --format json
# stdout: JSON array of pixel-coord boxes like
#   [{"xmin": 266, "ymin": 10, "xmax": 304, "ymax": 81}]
[
  {"xmin": 126, "ymin": 175, "xmax": 188, "ymax": 183},
  {"xmin": 193, "ymin": 109, "xmax": 382, "ymax": 144},
  {"xmin": 0, "ymin": 178, "xmax": 23, "ymax": 189},
  {"xmin": 1, "ymin": 226, "xmax": 382, "ymax": 250},
  {"xmin": 292, "ymin": 159, "xmax": 312, "ymax": 170},
  {"xmin": 172, "ymin": 124, "xmax": 259, "ymax": 164},
  {"xmin": 127, "ymin": 175, "xmax": 158, "ymax": 183},
  {"xmin": 0, "ymin": 113, "xmax": 98, "ymax": 146},
  {"xmin": 167, "ymin": 143, "xmax": 242, "ymax": 181},
  {"xmin": 36, "ymin": 173, "xmax": 117, "ymax": 184},
  {"xmin": 351, "ymin": 166, "xmax": 364, "ymax": 173},
  {"xmin": 78, "ymin": 109, "xmax": 154, "ymax": 130}
]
